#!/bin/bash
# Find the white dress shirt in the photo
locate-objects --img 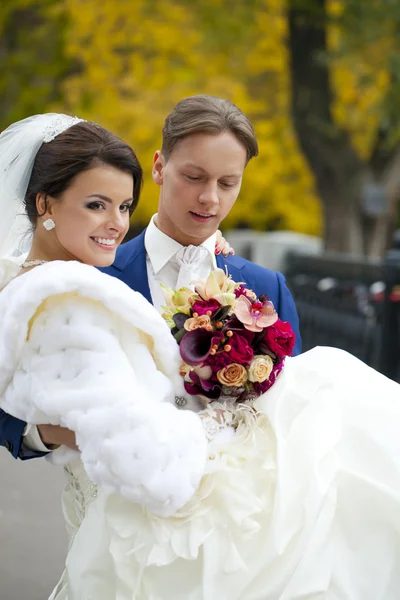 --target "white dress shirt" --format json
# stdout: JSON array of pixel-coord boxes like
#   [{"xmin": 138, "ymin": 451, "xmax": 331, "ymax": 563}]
[
  {"xmin": 145, "ymin": 215, "xmax": 217, "ymax": 312},
  {"xmin": 23, "ymin": 215, "xmax": 217, "ymax": 452}
]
